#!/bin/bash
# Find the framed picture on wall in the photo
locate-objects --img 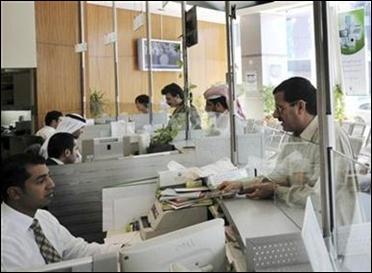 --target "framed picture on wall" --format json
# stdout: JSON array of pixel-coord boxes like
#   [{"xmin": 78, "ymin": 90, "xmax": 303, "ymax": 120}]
[{"xmin": 137, "ymin": 38, "xmax": 182, "ymax": 72}]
